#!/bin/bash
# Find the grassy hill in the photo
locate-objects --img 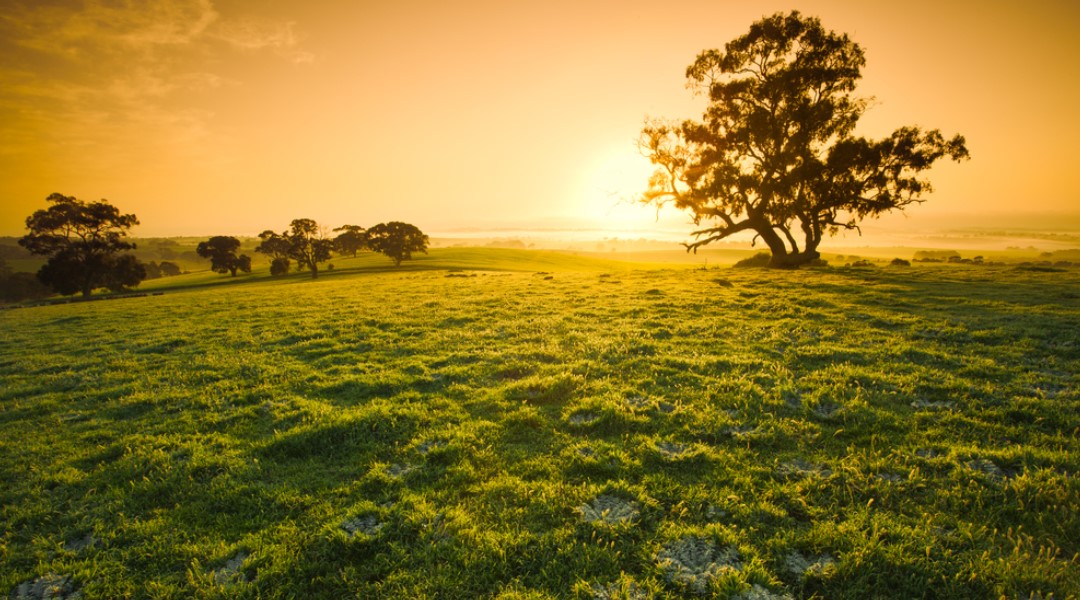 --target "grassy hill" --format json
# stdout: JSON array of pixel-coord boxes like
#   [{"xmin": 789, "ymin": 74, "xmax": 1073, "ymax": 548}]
[{"xmin": 1, "ymin": 256, "xmax": 1078, "ymax": 598}]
